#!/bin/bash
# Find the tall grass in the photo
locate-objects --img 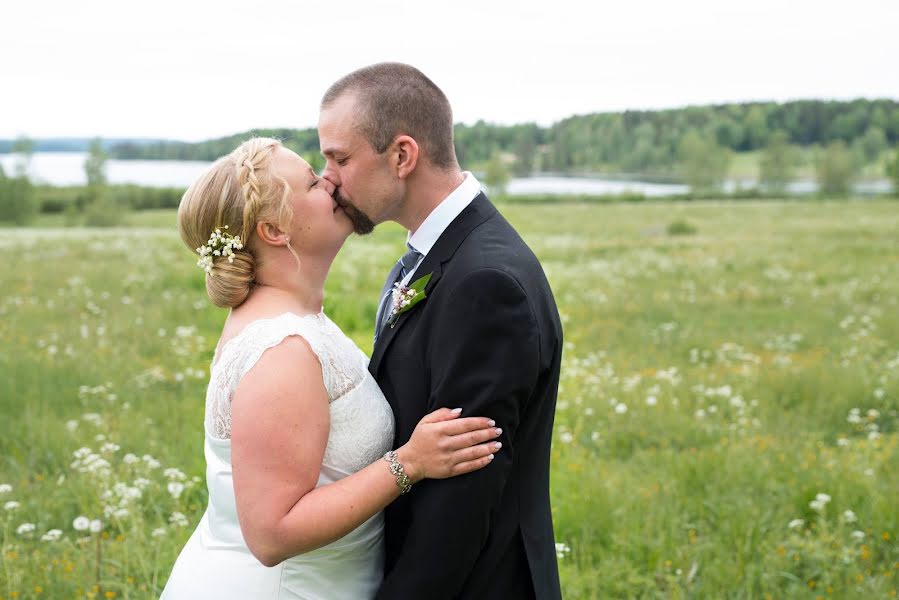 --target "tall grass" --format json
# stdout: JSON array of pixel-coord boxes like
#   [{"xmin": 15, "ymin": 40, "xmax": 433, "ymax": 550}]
[{"xmin": 1, "ymin": 201, "xmax": 897, "ymax": 598}]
